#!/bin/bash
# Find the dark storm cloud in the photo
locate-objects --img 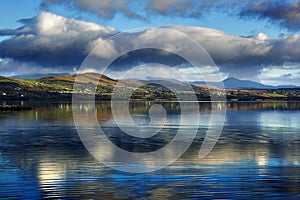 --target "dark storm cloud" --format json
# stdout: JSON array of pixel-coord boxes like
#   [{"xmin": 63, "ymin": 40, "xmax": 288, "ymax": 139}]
[
  {"xmin": 146, "ymin": 0, "xmax": 207, "ymax": 18},
  {"xmin": 148, "ymin": 0, "xmax": 300, "ymax": 31},
  {"xmin": 109, "ymin": 48, "xmax": 190, "ymax": 71},
  {"xmin": 145, "ymin": 0, "xmax": 248, "ymax": 18},
  {"xmin": 40, "ymin": 0, "xmax": 244, "ymax": 20},
  {"xmin": 40, "ymin": 0, "xmax": 146, "ymax": 21},
  {"xmin": 240, "ymin": 0, "xmax": 300, "ymax": 31},
  {"xmin": 39, "ymin": 0, "xmax": 300, "ymax": 31}
]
